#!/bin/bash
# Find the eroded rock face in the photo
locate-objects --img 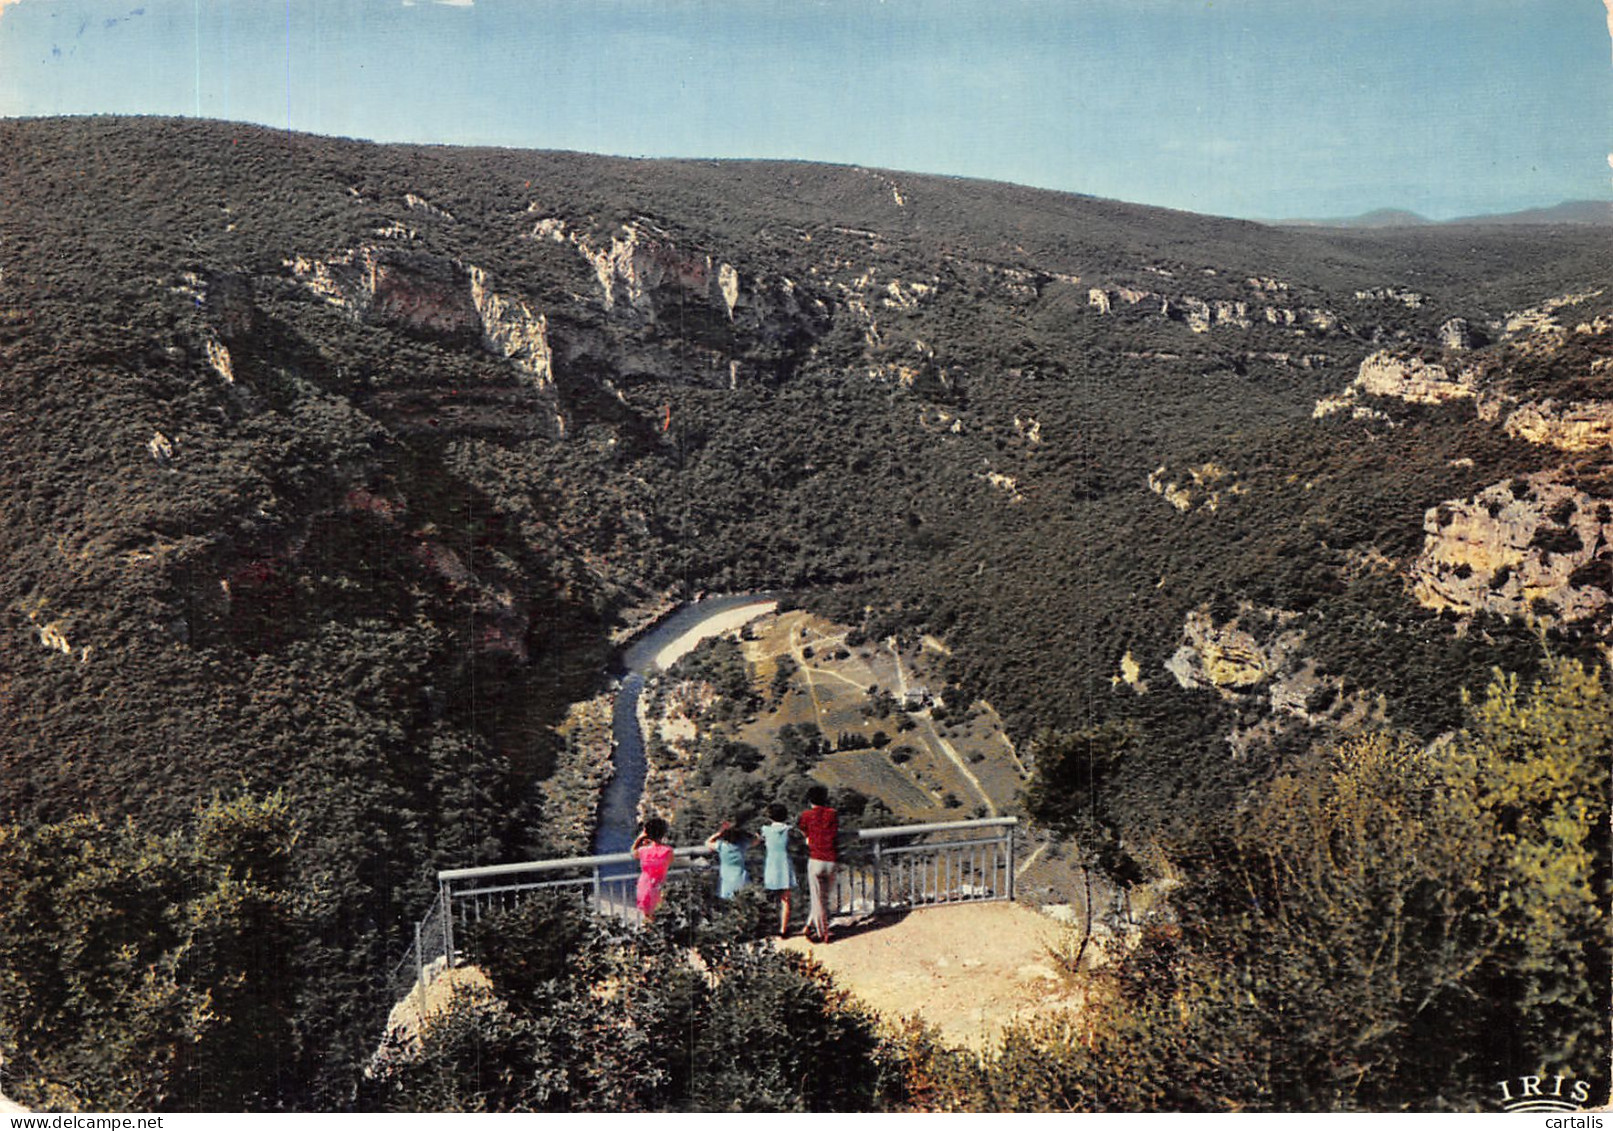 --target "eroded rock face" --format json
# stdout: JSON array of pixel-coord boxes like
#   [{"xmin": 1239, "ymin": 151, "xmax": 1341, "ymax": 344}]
[
  {"xmin": 588, "ymin": 221, "xmax": 714, "ymax": 313},
  {"xmin": 1352, "ymin": 351, "xmax": 1480, "ymax": 403},
  {"xmin": 526, "ymin": 213, "xmax": 831, "ymax": 379},
  {"xmin": 288, "ymin": 249, "xmax": 556, "ymax": 386},
  {"xmin": 1314, "ymin": 350, "xmax": 1483, "ymax": 417},
  {"xmin": 531, "ymin": 216, "xmax": 739, "ymax": 319},
  {"xmin": 1165, "ymin": 605, "xmax": 1369, "ymax": 747},
  {"xmin": 1503, "ymin": 400, "xmax": 1613, "ymax": 452},
  {"xmin": 1354, "ymin": 286, "xmax": 1425, "ymax": 308},
  {"xmin": 468, "ymin": 267, "xmax": 552, "ymax": 387},
  {"xmin": 287, "ymin": 247, "xmax": 481, "ymax": 337},
  {"xmin": 1503, "ymin": 290, "xmax": 1606, "ymax": 350},
  {"xmin": 1166, "ymin": 608, "xmax": 1289, "ymax": 693},
  {"xmin": 1410, "ymin": 473, "xmax": 1613, "ymax": 627},
  {"xmin": 1439, "ymin": 317, "xmax": 1474, "ymax": 351}
]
